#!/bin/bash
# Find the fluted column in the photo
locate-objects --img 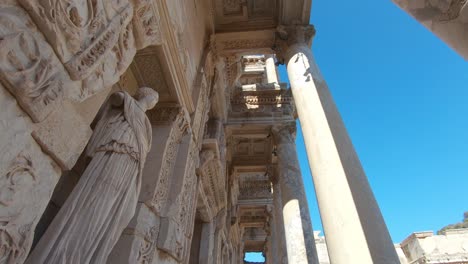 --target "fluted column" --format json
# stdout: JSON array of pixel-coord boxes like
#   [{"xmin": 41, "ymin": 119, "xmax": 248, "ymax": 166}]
[
  {"xmin": 272, "ymin": 123, "xmax": 319, "ymax": 264},
  {"xmin": 276, "ymin": 24, "xmax": 400, "ymax": 263}
]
